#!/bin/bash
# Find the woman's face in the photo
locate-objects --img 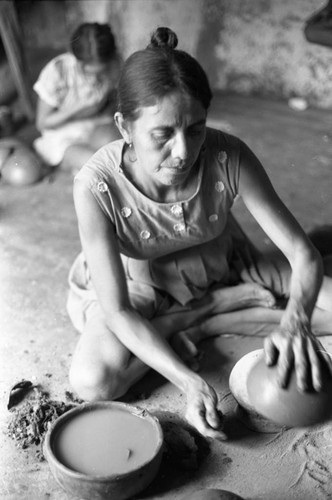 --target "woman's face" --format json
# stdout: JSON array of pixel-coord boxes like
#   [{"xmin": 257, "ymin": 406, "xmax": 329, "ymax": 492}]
[{"xmin": 125, "ymin": 91, "xmax": 207, "ymax": 188}]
